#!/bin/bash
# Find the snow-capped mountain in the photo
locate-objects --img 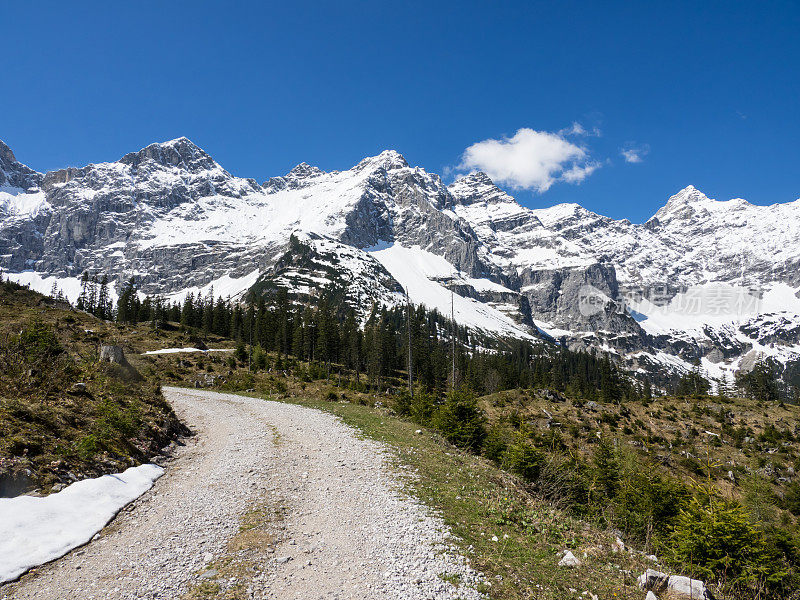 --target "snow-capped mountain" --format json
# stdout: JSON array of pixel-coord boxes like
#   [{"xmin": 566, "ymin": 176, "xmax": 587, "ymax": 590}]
[{"xmin": 2, "ymin": 137, "xmax": 799, "ymax": 385}]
